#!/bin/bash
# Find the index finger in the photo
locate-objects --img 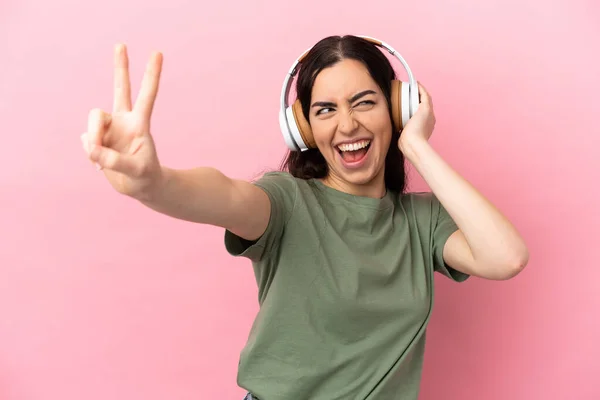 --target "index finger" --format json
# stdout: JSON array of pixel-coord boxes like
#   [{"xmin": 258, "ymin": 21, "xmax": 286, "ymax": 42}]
[
  {"xmin": 417, "ymin": 81, "xmax": 432, "ymax": 106},
  {"xmin": 113, "ymin": 43, "xmax": 132, "ymax": 113},
  {"xmin": 134, "ymin": 51, "xmax": 163, "ymax": 121}
]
